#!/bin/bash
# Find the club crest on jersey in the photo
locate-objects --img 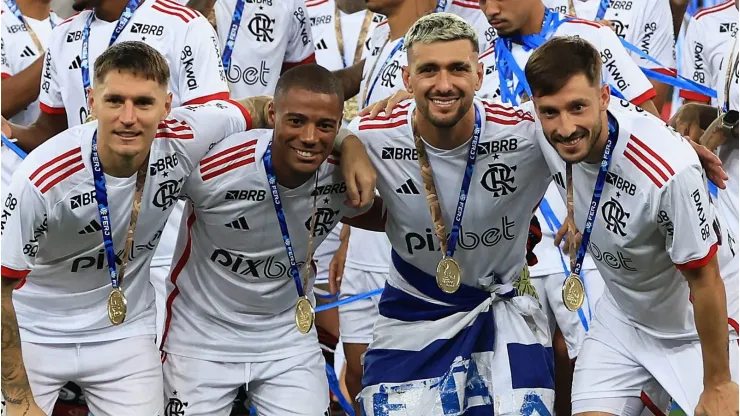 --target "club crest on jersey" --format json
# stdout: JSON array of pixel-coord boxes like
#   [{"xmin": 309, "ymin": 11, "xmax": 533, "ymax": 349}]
[
  {"xmin": 248, "ymin": 13, "xmax": 275, "ymax": 42},
  {"xmin": 611, "ymin": 20, "xmax": 629, "ymax": 39},
  {"xmin": 601, "ymin": 197, "xmax": 630, "ymax": 237},
  {"xmin": 164, "ymin": 391, "xmax": 188, "ymax": 416},
  {"xmin": 153, "ymin": 178, "xmax": 184, "ymax": 211},
  {"xmin": 480, "ymin": 163, "xmax": 517, "ymax": 196},
  {"xmin": 305, "ymin": 207, "xmax": 339, "ymax": 236},
  {"xmin": 380, "ymin": 60, "xmax": 401, "ymax": 88}
]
